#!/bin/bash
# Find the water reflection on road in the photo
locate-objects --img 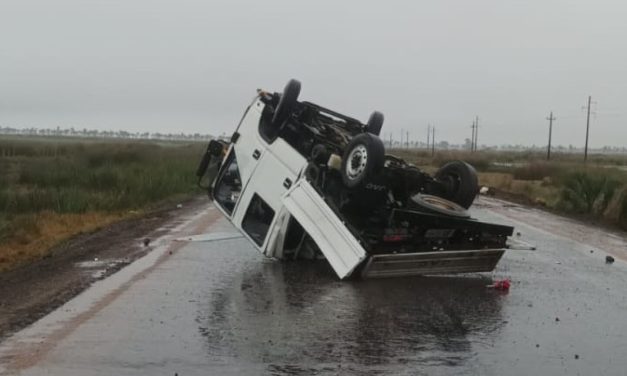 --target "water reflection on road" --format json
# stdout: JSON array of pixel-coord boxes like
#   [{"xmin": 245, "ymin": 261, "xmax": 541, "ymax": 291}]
[{"xmin": 197, "ymin": 260, "xmax": 504, "ymax": 374}]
